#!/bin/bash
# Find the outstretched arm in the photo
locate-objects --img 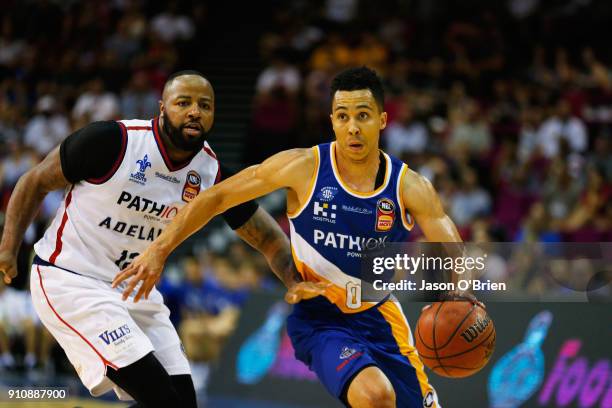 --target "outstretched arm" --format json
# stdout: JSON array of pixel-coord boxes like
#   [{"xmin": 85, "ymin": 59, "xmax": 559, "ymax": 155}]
[
  {"xmin": 402, "ymin": 169, "xmax": 483, "ymax": 307},
  {"xmin": 113, "ymin": 148, "xmax": 317, "ymax": 301},
  {"xmin": 0, "ymin": 147, "xmax": 70, "ymax": 283},
  {"xmin": 234, "ymin": 208, "xmax": 328, "ymax": 303},
  {"xmin": 234, "ymin": 207, "xmax": 301, "ymax": 288}
]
